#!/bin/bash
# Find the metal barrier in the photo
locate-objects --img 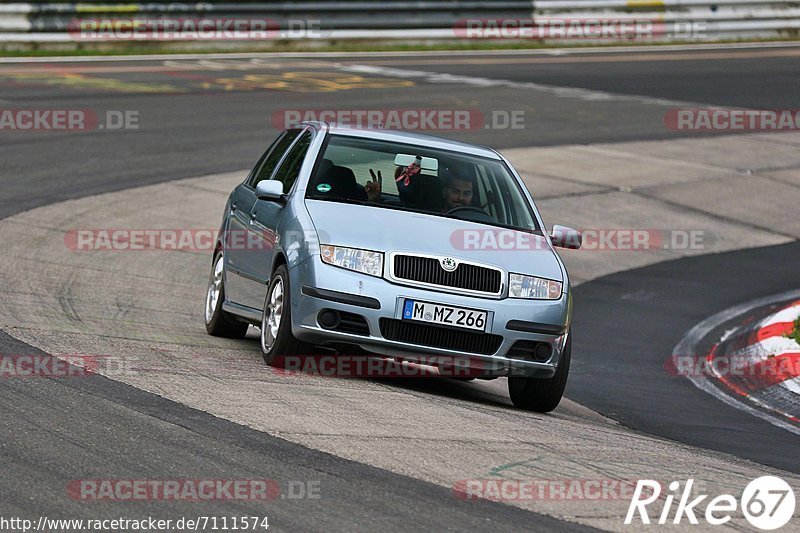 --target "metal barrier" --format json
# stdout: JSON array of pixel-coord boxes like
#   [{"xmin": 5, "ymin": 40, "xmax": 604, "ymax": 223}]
[
  {"xmin": 534, "ymin": 0, "xmax": 800, "ymax": 39},
  {"xmin": 2, "ymin": 2, "xmax": 535, "ymax": 32},
  {"xmin": 0, "ymin": 1, "xmax": 798, "ymax": 43}
]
